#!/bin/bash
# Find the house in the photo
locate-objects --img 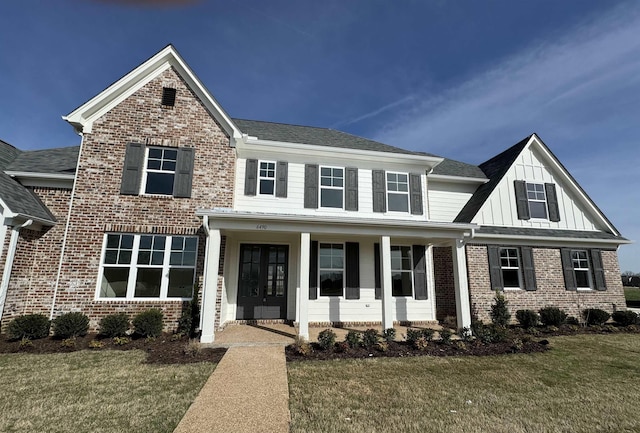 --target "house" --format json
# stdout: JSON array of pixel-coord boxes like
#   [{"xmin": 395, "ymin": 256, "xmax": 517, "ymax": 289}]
[{"xmin": 0, "ymin": 45, "xmax": 629, "ymax": 343}]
